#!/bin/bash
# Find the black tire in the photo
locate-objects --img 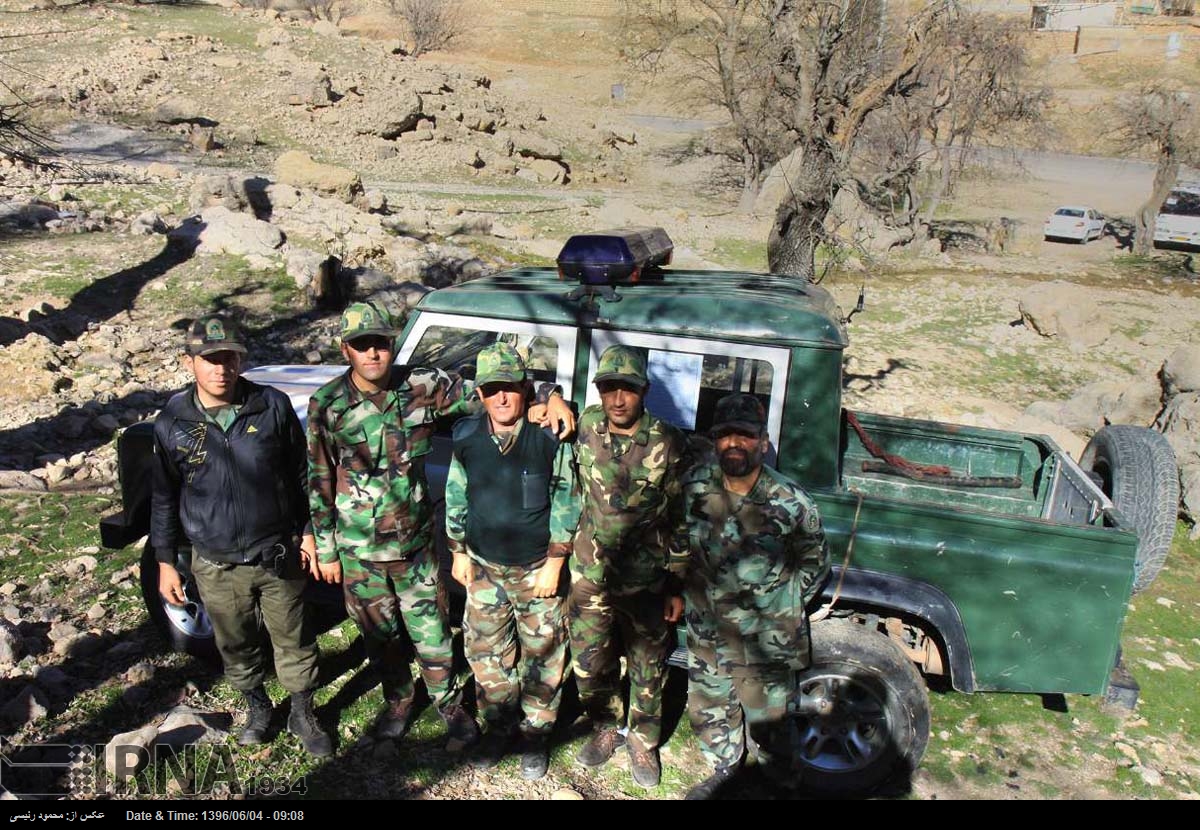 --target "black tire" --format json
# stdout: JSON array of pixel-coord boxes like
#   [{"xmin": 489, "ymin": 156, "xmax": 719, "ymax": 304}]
[
  {"xmin": 139, "ymin": 542, "xmax": 220, "ymax": 662},
  {"xmin": 789, "ymin": 619, "xmax": 930, "ymax": 796},
  {"xmin": 1079, "ymin": 425, "xmax": 1179, "ymax": 593}
]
